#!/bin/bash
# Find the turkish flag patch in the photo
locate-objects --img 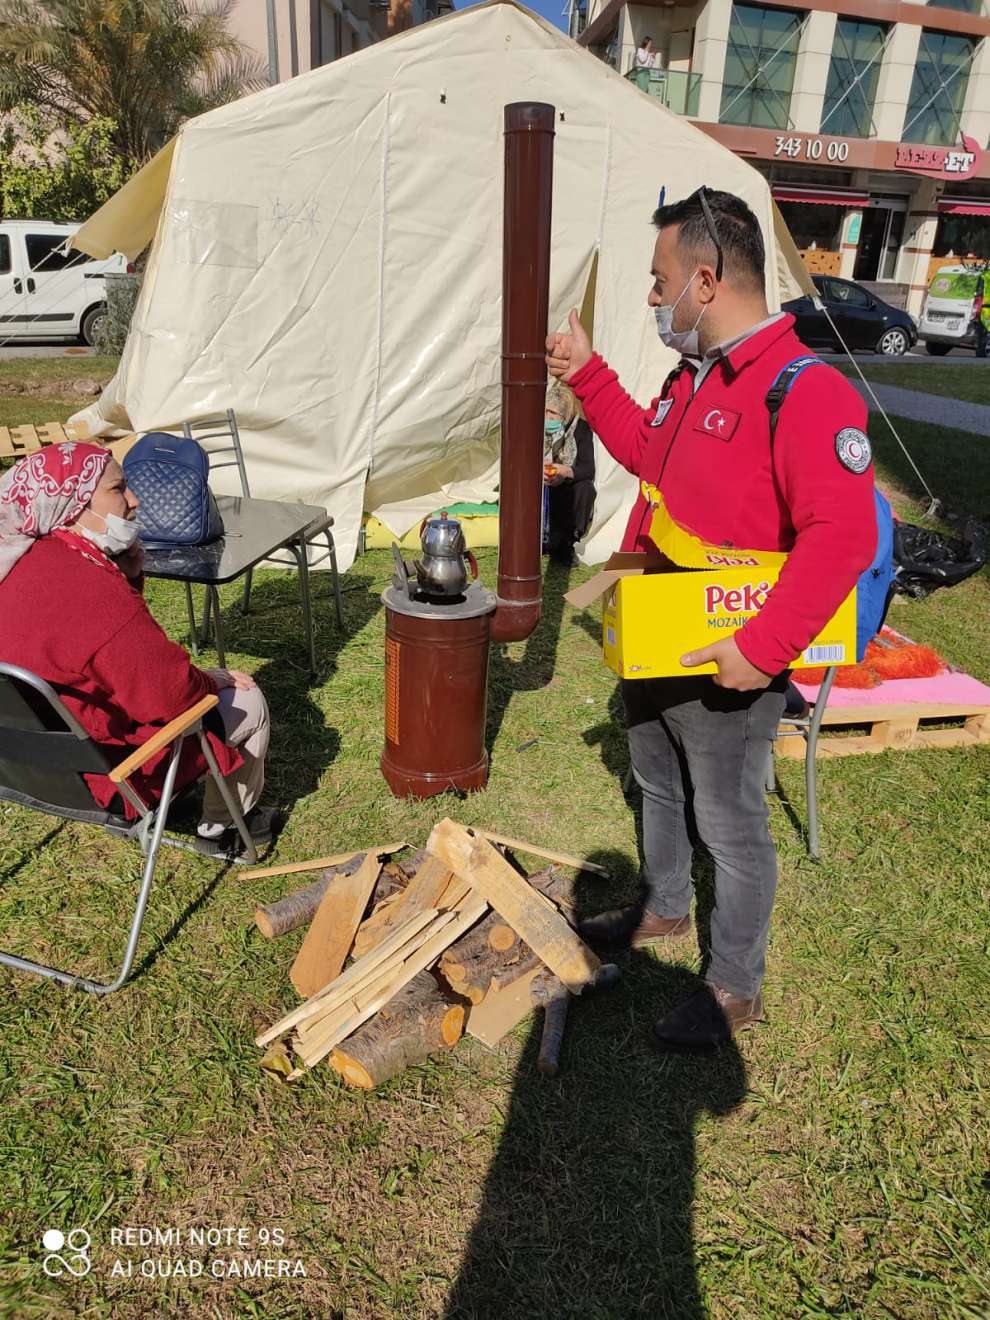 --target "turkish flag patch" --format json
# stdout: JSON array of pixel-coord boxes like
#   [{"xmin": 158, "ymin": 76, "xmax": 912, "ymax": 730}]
[{"xmin": 693, "ymin": 405, "xmax": 740, "ymax": 442}]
